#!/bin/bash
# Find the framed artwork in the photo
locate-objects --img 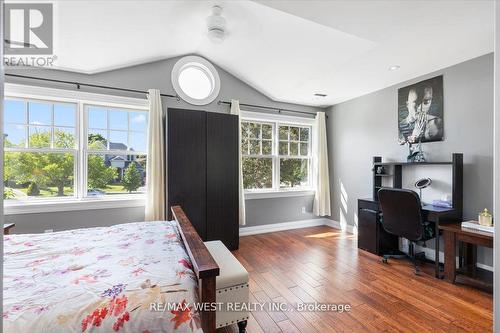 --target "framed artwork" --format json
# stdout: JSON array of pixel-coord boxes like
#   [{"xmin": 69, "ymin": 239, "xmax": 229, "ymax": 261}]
[{"xmin": 398, "ymin": 75, "xmax": 443, "ymax": 143}]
